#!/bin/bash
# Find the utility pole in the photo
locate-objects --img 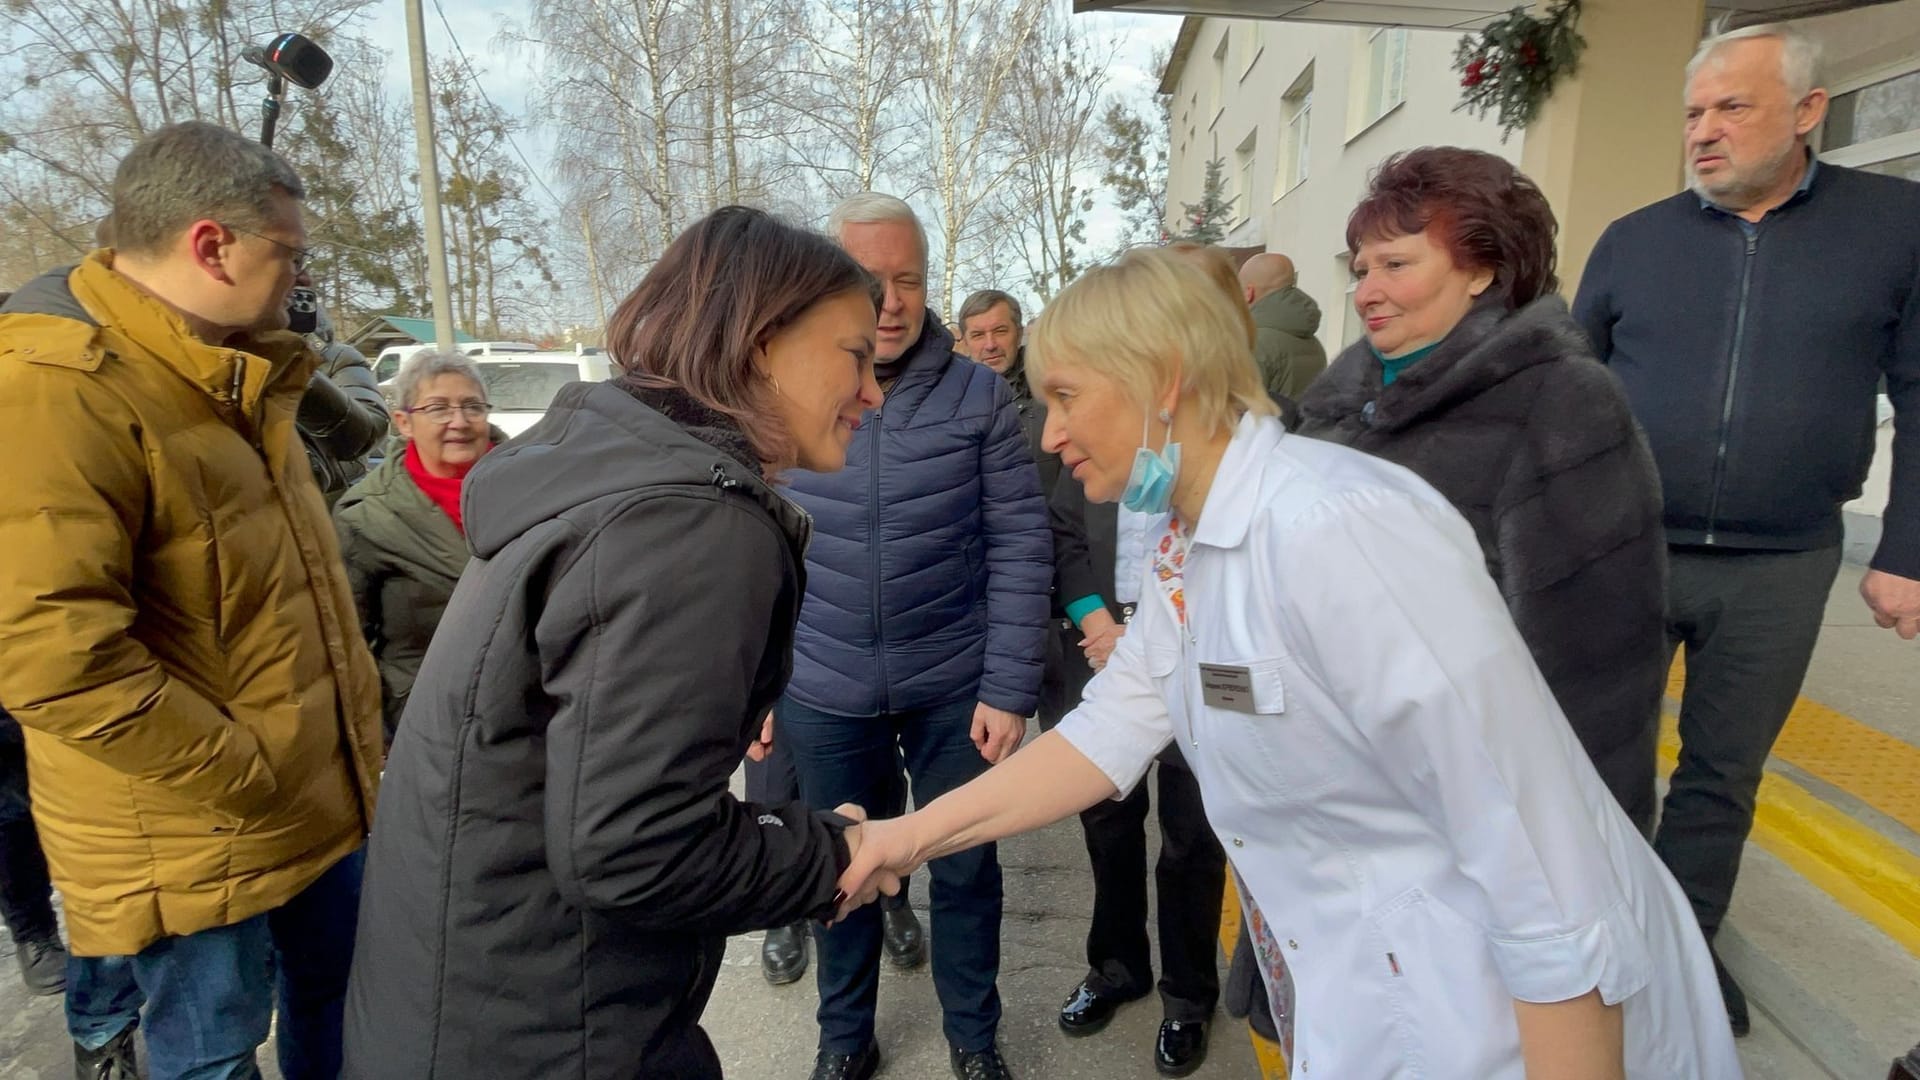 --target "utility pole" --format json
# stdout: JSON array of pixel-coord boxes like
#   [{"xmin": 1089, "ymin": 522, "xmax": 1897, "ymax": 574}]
[
  {"xmin": 405, "ymin": 0, "xmax": 456, "ymax": 350},
  {"xmin": 582, "ymin": 206, "xmax": 608, "ymax": 339}
]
